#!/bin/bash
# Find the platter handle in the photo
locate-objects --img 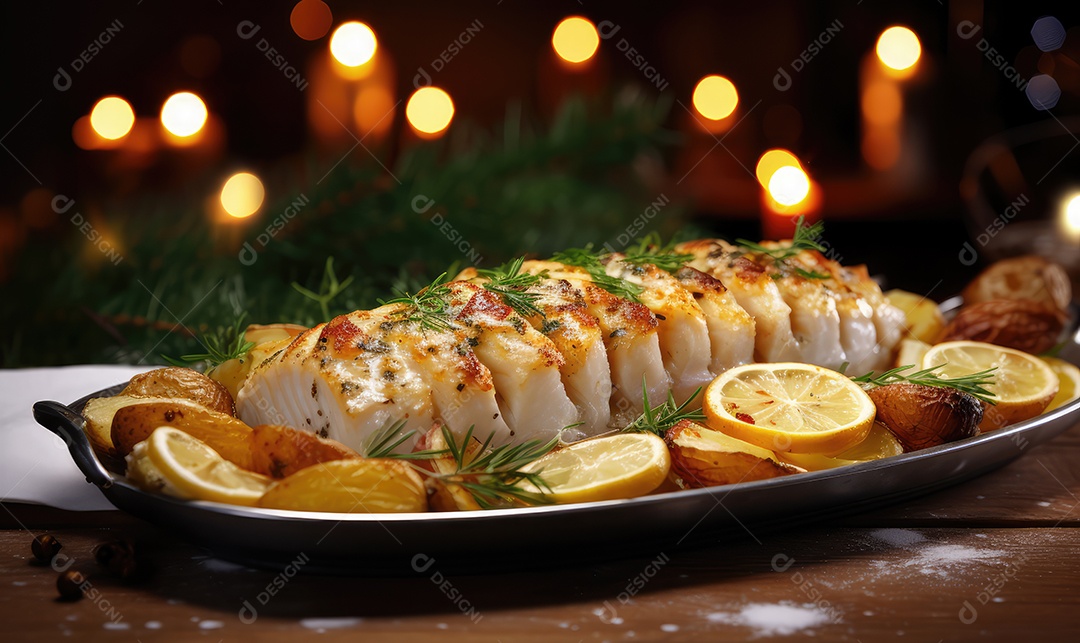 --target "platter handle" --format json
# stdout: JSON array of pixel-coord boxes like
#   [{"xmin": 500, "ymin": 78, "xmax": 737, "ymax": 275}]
[{"xmin": 33, "ymin": 401, "xmax": 114, "ymax": 489}]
